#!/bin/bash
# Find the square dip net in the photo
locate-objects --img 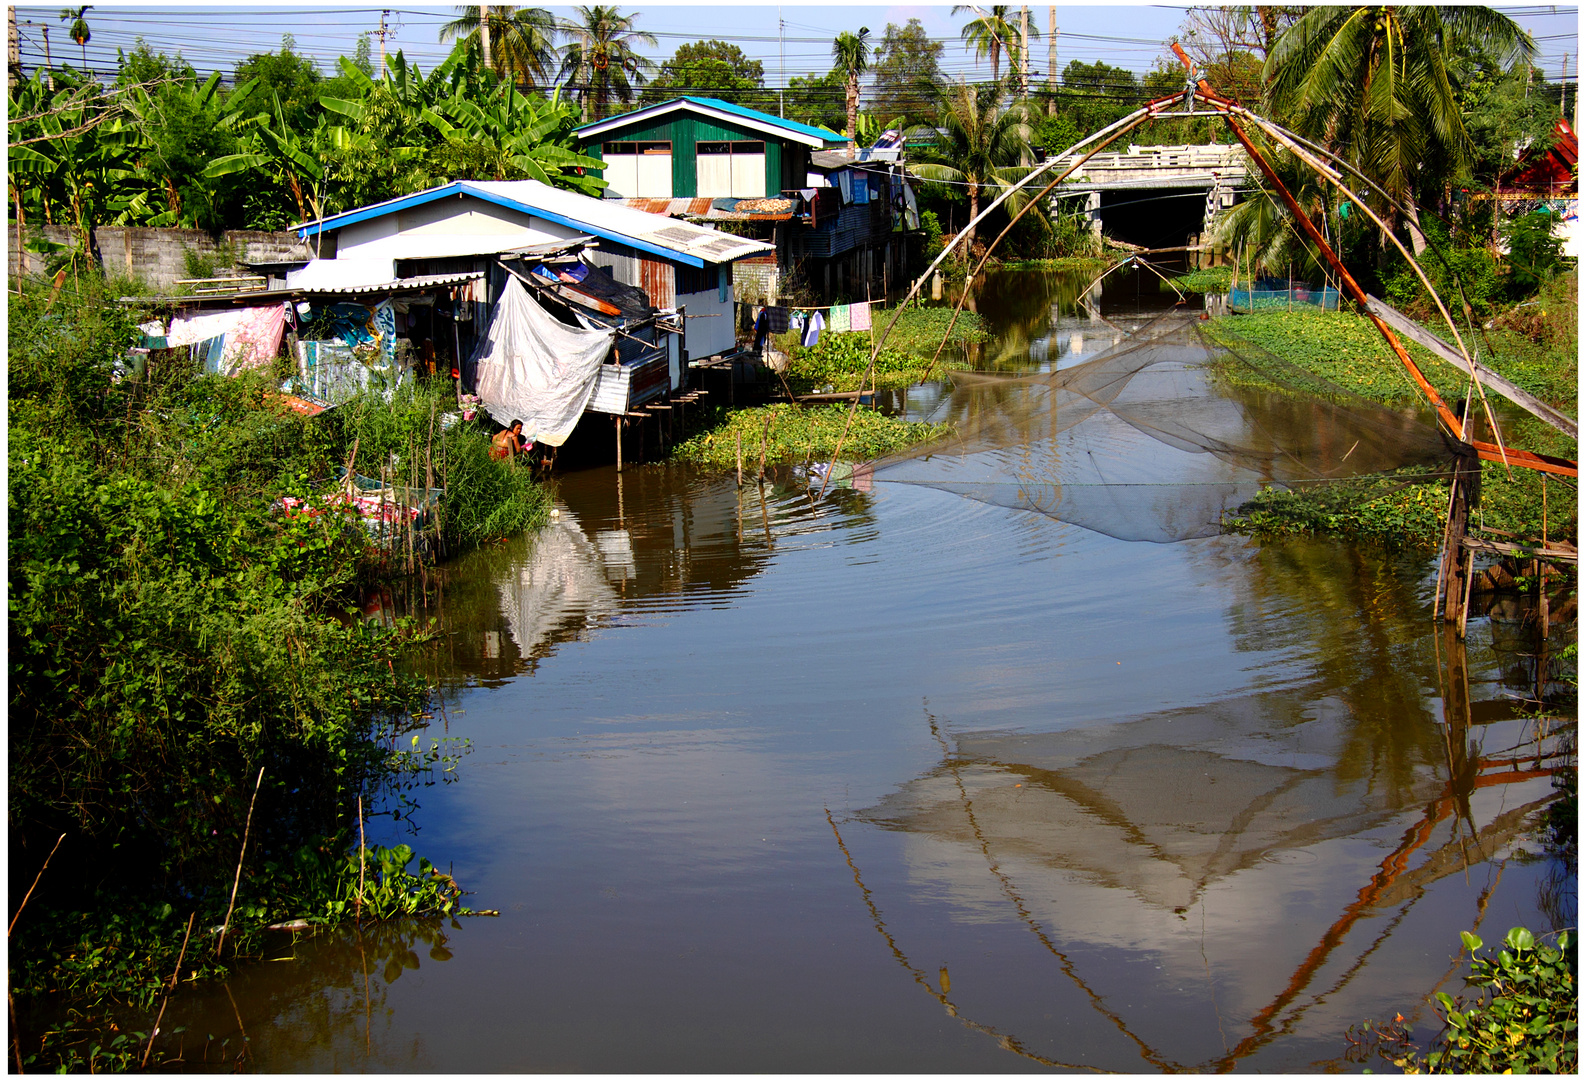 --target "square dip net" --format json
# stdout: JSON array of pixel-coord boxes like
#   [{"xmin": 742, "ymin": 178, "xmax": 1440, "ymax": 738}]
[{"xmin": 868, "ymin": 312, "xmax": 1458, "ymax": 543}]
